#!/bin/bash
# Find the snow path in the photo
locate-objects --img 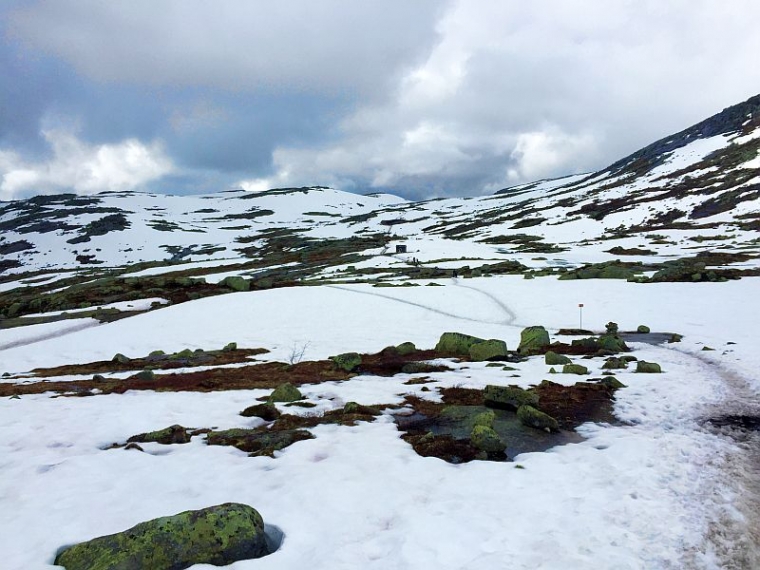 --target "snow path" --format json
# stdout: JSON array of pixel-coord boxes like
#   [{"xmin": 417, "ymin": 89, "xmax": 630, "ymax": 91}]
[
  {"xmin": 0, "ymin": 319, "xmax": 102, "ymax": 351},
  {"xmin": 327, "ymin": 281, "xmax": 516, "ymax": 326}
]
